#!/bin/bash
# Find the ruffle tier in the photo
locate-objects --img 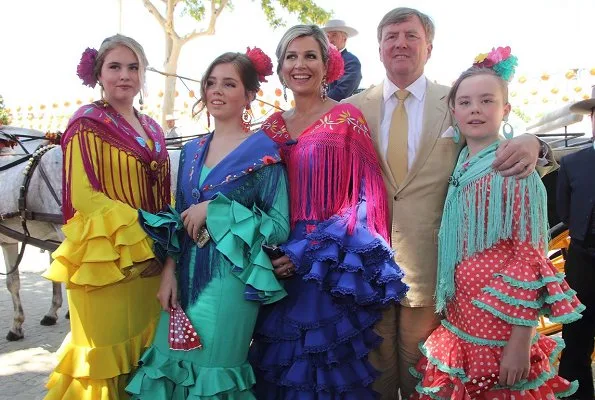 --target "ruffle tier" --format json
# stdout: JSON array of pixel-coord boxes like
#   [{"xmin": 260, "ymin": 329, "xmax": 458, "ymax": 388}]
[
  {"xmin": 44, "ymin": 202, "xmax": 154, "ymax": 288},
  {"xmin": 251, "ymin": 218, "xmax": 408, "ymax": 399},
  {"xmin": 411, "ymin": 324, "xmax": 578, "ymax": 400},
  {"xmin": 207, "ymin": 195, "xmax": 287, "ymax": 304},
  {"xmin": 474, "ymin": 257, "xmax": 584, "ymax": 326},
  {"xmin": 139, "ymin": 195, "xmax": 287, "ymax": 305},
  {"xmin": 126, "ymin": 346, "xmax": 256, "ymax": 399},
  {"xmin": 45, "ymin": 317, "xmax": 158, "ymax": 400}
]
